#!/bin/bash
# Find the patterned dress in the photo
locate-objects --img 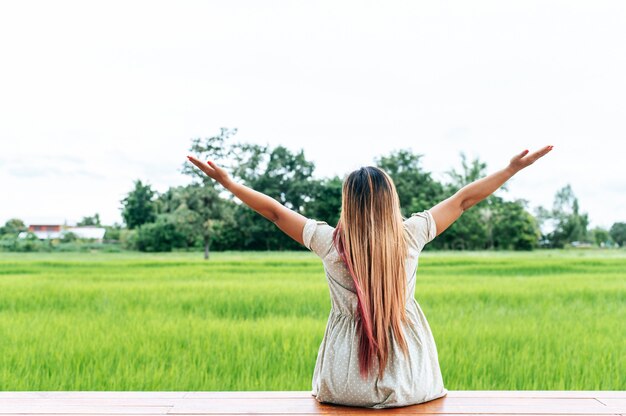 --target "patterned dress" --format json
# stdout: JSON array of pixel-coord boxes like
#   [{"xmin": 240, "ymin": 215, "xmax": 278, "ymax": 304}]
[{"xmin": 303, "ymin": 210, "xmax": 448, "ymax": 409}]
